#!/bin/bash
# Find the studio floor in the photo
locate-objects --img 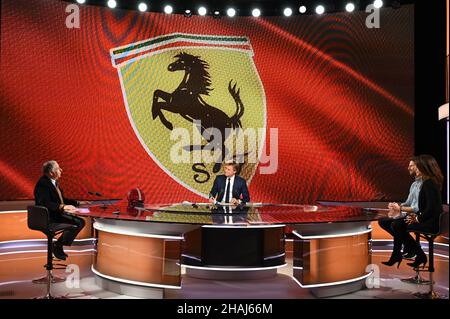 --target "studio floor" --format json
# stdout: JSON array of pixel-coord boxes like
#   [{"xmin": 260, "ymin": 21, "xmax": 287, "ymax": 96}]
[{"xmin": 0, "ymin": 242, "xmax": 447, "ymax": 299}]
